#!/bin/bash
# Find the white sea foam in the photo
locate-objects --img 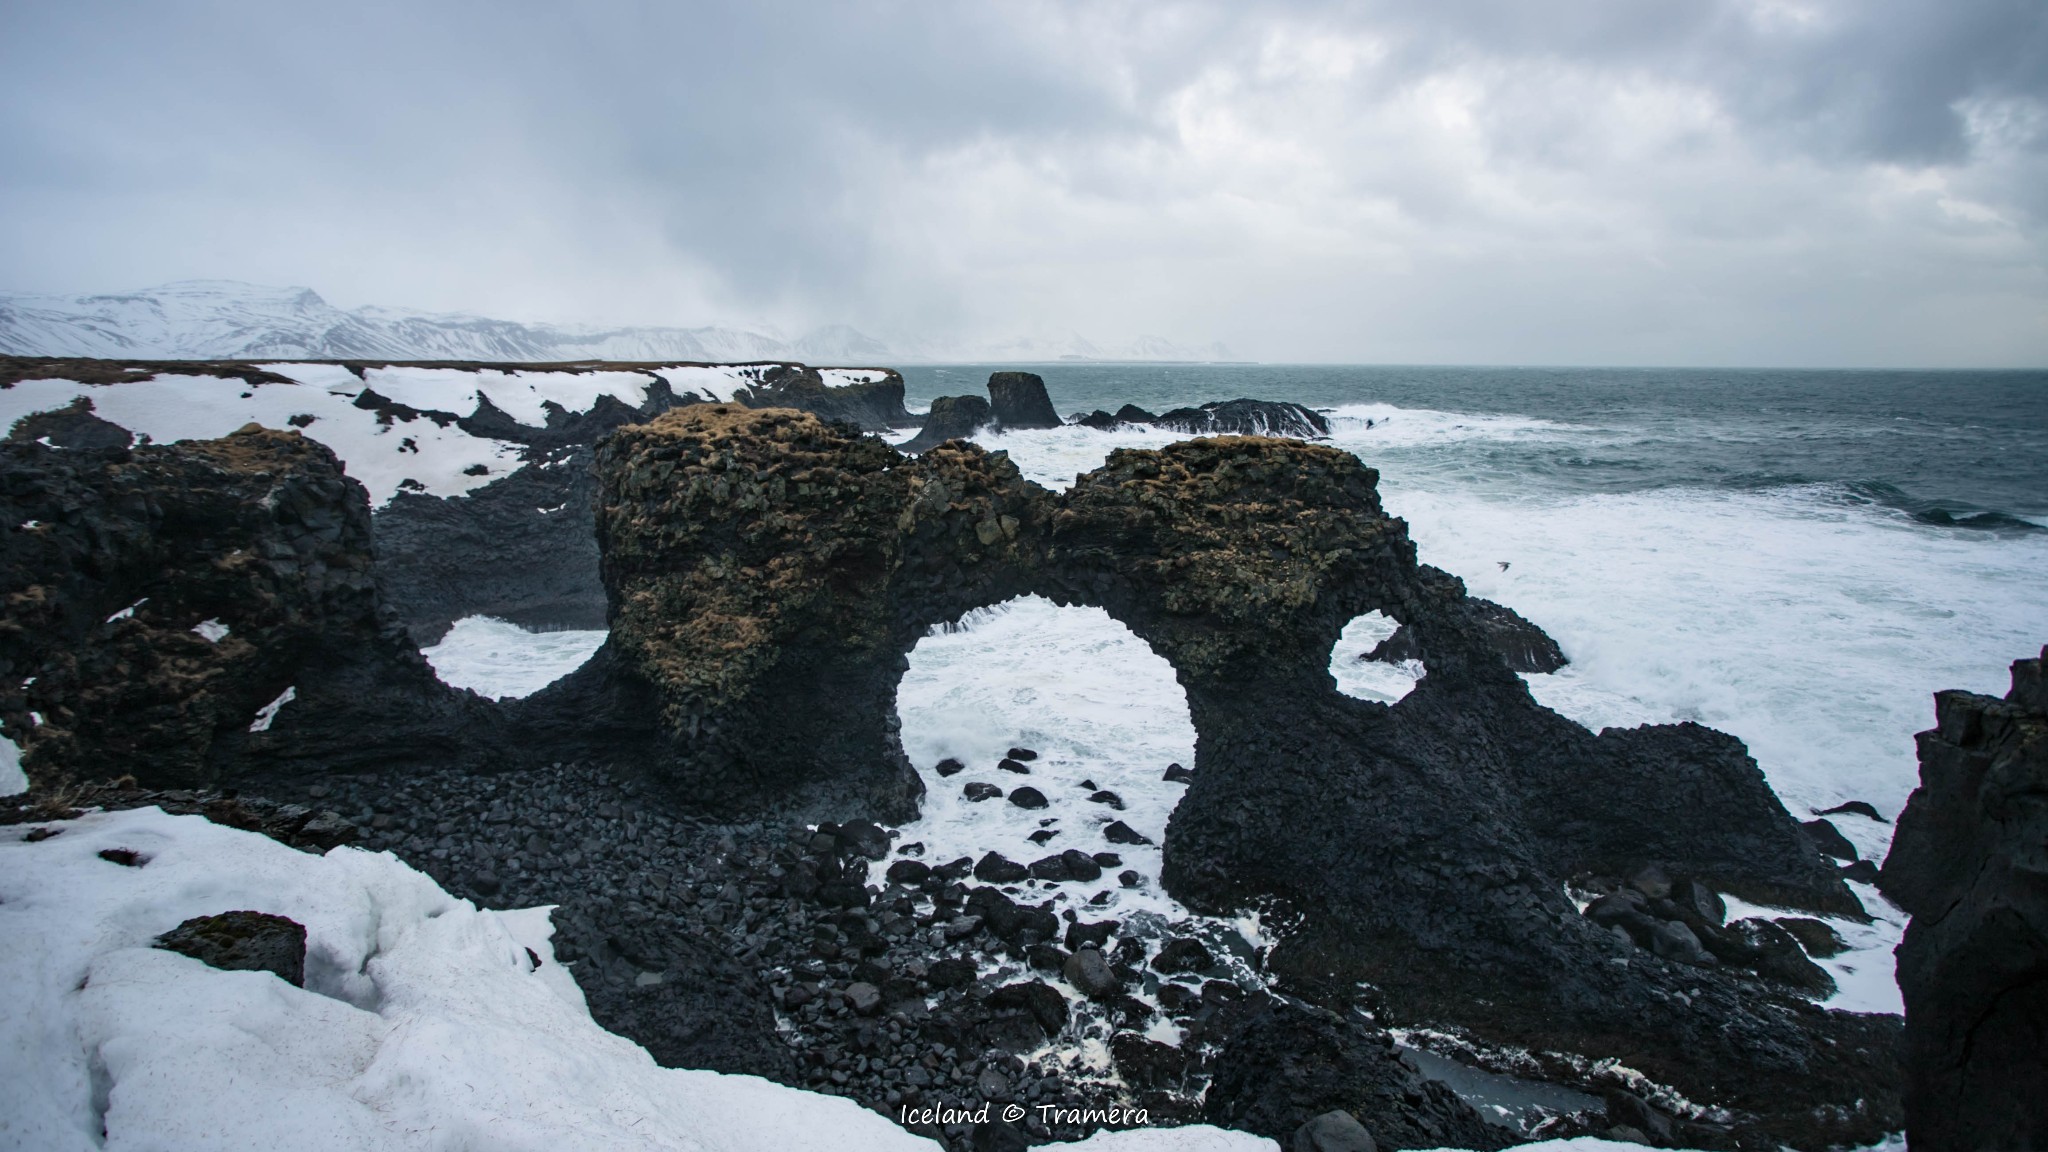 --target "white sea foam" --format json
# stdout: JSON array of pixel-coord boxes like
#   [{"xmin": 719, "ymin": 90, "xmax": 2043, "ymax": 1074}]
[
  {"xmin": 1722, "ymin": 882, "xmax": 1909, "ymax": 1015},
  {"xmin": 894, "ymin": 596, "xmax": 1195, "ymax": 923},
  {"xmin": 421, "ymin": 616, "xmax": 608, "ymax": 700},
  {"xmin": 1330, "ymin": 610, "xmax": 1424, "ymax": 704}
]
